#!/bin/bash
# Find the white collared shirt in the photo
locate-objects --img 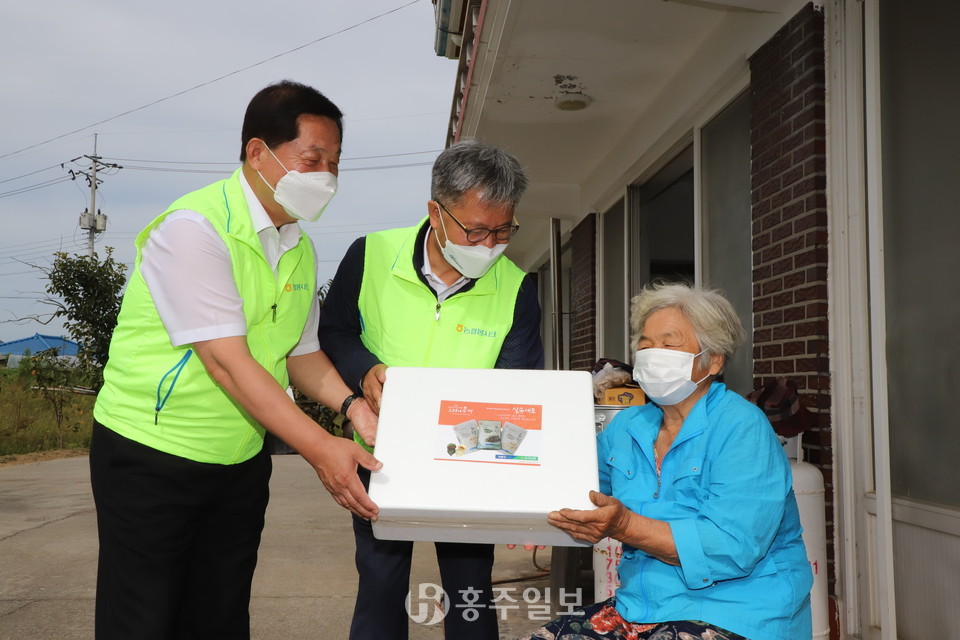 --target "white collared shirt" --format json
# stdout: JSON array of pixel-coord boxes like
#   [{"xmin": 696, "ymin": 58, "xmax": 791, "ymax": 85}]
[
  {"xmin": 421, "ymin": 227, "xmax": 469, "ymax": 303},
  {"xmin": 140, "ymin": 171, "xmax": 320, "ymax": 354}
]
